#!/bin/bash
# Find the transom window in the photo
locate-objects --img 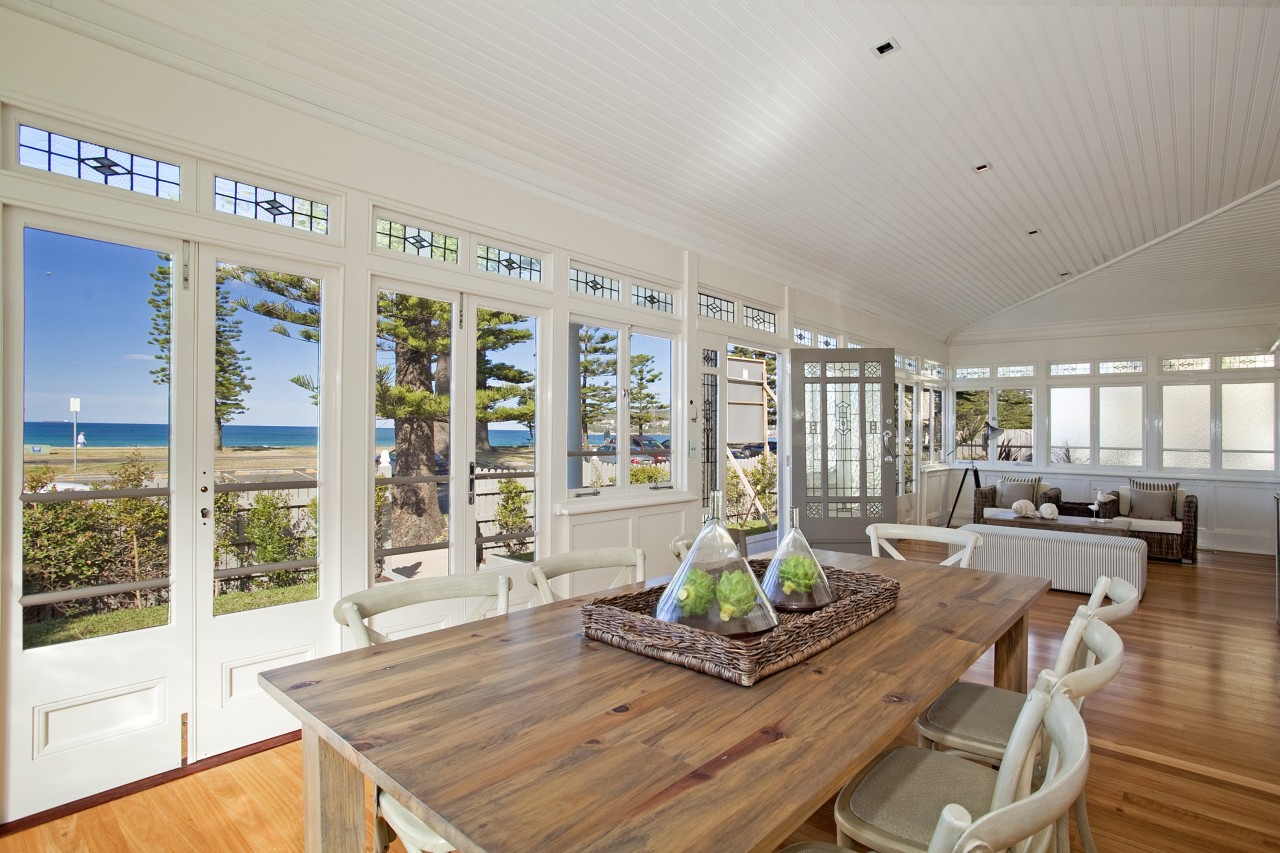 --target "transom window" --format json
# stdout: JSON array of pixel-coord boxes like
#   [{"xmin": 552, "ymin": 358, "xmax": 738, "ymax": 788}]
[
  {"xmin": 570, "ymin": 267, "xmax": 621, "ymax": 301},
  {"xmin": 742, "ymin": 305, "xmax": 777, "ymax": 333},
  {"xmin": 1099, "ymin": 359, "xmax": 1143, "ymax": 374},
  {"xmin": 1050, "ymin": 362, "xmax": 1091, "ymax": 376},
  {"xmin": 214, "ymin": 176, "xmax": 328, "ymax": 234},
  {"xmin": 375, "ymin": 216, "xmax": 459, "ymax": 263},
  {"xmin": 19, "ymin": 124, "xmax": 180, "ymax": 201},
  {"xmin": 793, "ymin": 328, "xmax": 814, "ymax": 346},
  {"xmin": 817, "ymin": 333, "xmax": 838, "ymax": 349},
  {"xmin": 698, "ymin": 293, "xmax": 735, "ymax": 323},
  {"xmin": 477, "ymin": 243, "xmax": 542, "ymax": 282},
  {"xmin": 1162, "ymin": 357, "xmax": 1211, "ymax": 372},
  {"xmin": 632, "ymin": 282, "xmax": 674, "ymax": 314},
  {"xmin": 954, "ymin": 367, "xmax": 990, "ymax": 380}
]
